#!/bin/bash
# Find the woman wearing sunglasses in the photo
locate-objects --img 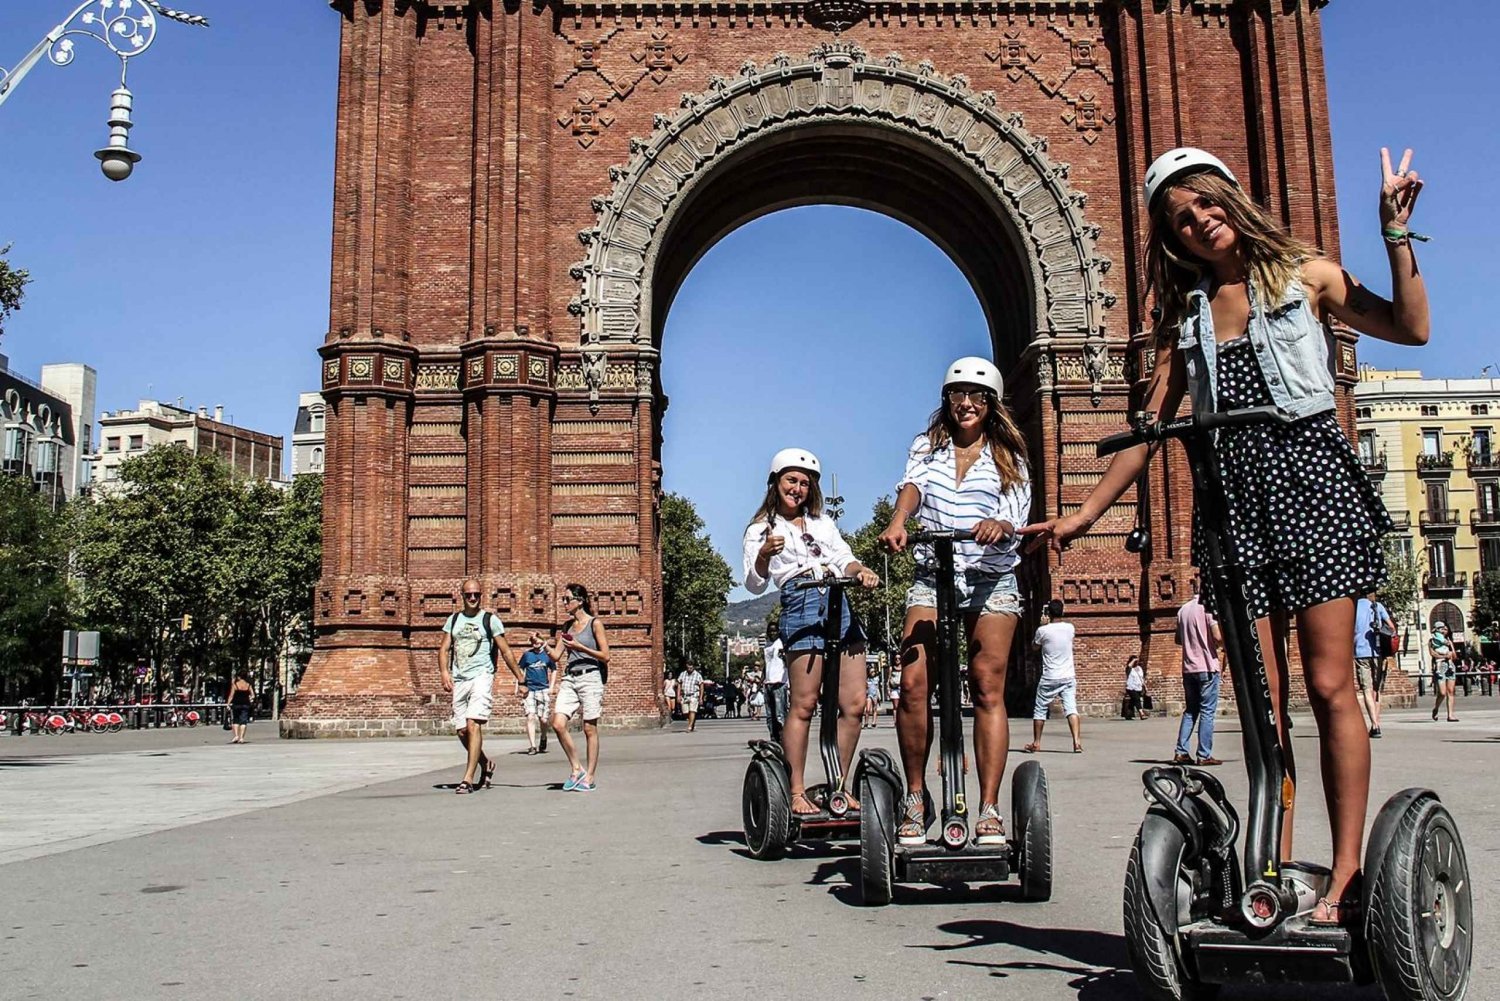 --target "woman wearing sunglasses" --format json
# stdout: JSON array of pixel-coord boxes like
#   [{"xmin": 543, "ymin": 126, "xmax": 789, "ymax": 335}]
[
  {"xmin": 879, "ymin": 357, "xmax": 1032, "ymax": 847},
  {"xmin": 742, "ymin": 448, "xmax": 880, "ymax": 817}
]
